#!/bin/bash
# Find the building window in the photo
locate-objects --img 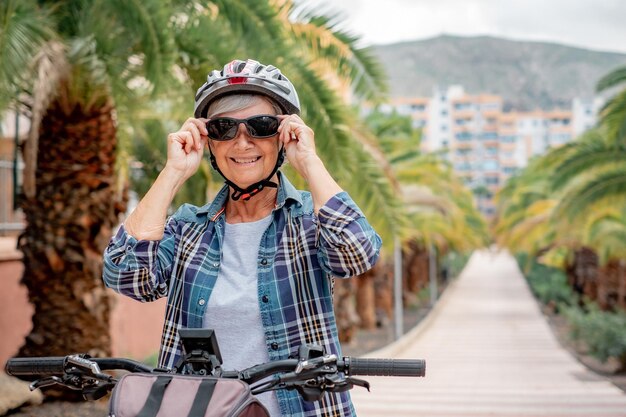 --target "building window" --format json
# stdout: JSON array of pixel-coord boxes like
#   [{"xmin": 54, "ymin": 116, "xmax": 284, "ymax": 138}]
[{"xmin": 483, "ymin": 160, "xmax": 499, "ymax": 171}]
